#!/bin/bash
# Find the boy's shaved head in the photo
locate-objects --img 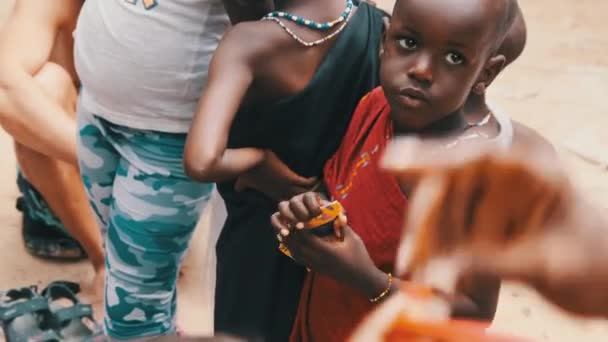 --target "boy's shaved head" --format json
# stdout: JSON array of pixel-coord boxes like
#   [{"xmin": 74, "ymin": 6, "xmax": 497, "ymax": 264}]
[
  {"xmin": 491, "ymin": 0, "xmax": 519, "ymax": 54},
  {"xmin": 393, "ymin": 0, "xmax": 518, "ymax": 56},
  {"xmin": 499, "ymin": 1, "xmax": 526, "ymax": 66}
]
